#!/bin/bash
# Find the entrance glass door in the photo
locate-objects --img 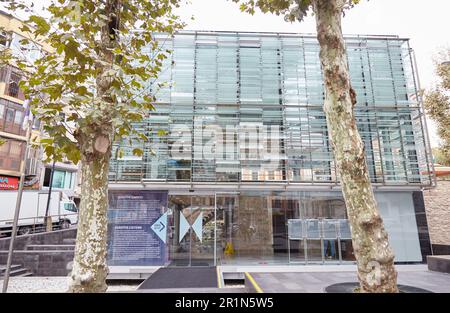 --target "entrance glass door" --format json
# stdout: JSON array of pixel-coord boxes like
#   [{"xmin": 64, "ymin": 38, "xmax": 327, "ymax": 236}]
[
  {"xmin": 167, "ymin": 194, "xmax": 215, "ymax": 267},
  {"xmin": 215, "ymin": 193, "xmax": 238, "ymax": 265},
  {"xmin": 190, "ymin": 196, "xmax": 215, "ymax": 266}
]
